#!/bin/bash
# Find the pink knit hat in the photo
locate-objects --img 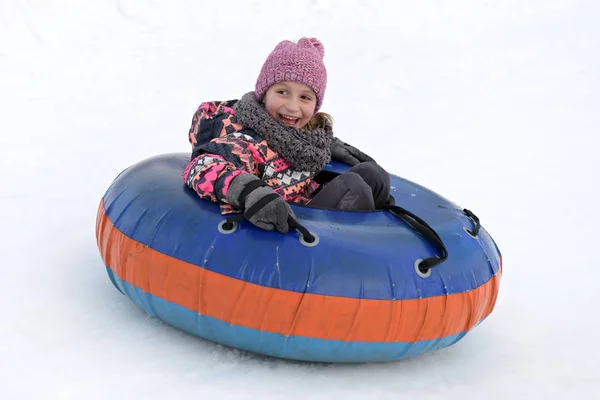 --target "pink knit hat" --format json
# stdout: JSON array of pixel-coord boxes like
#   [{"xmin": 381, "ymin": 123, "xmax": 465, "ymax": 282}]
[{"xmin": 255, "ymin": 37, "xmax": 327, "ymax": 112}]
